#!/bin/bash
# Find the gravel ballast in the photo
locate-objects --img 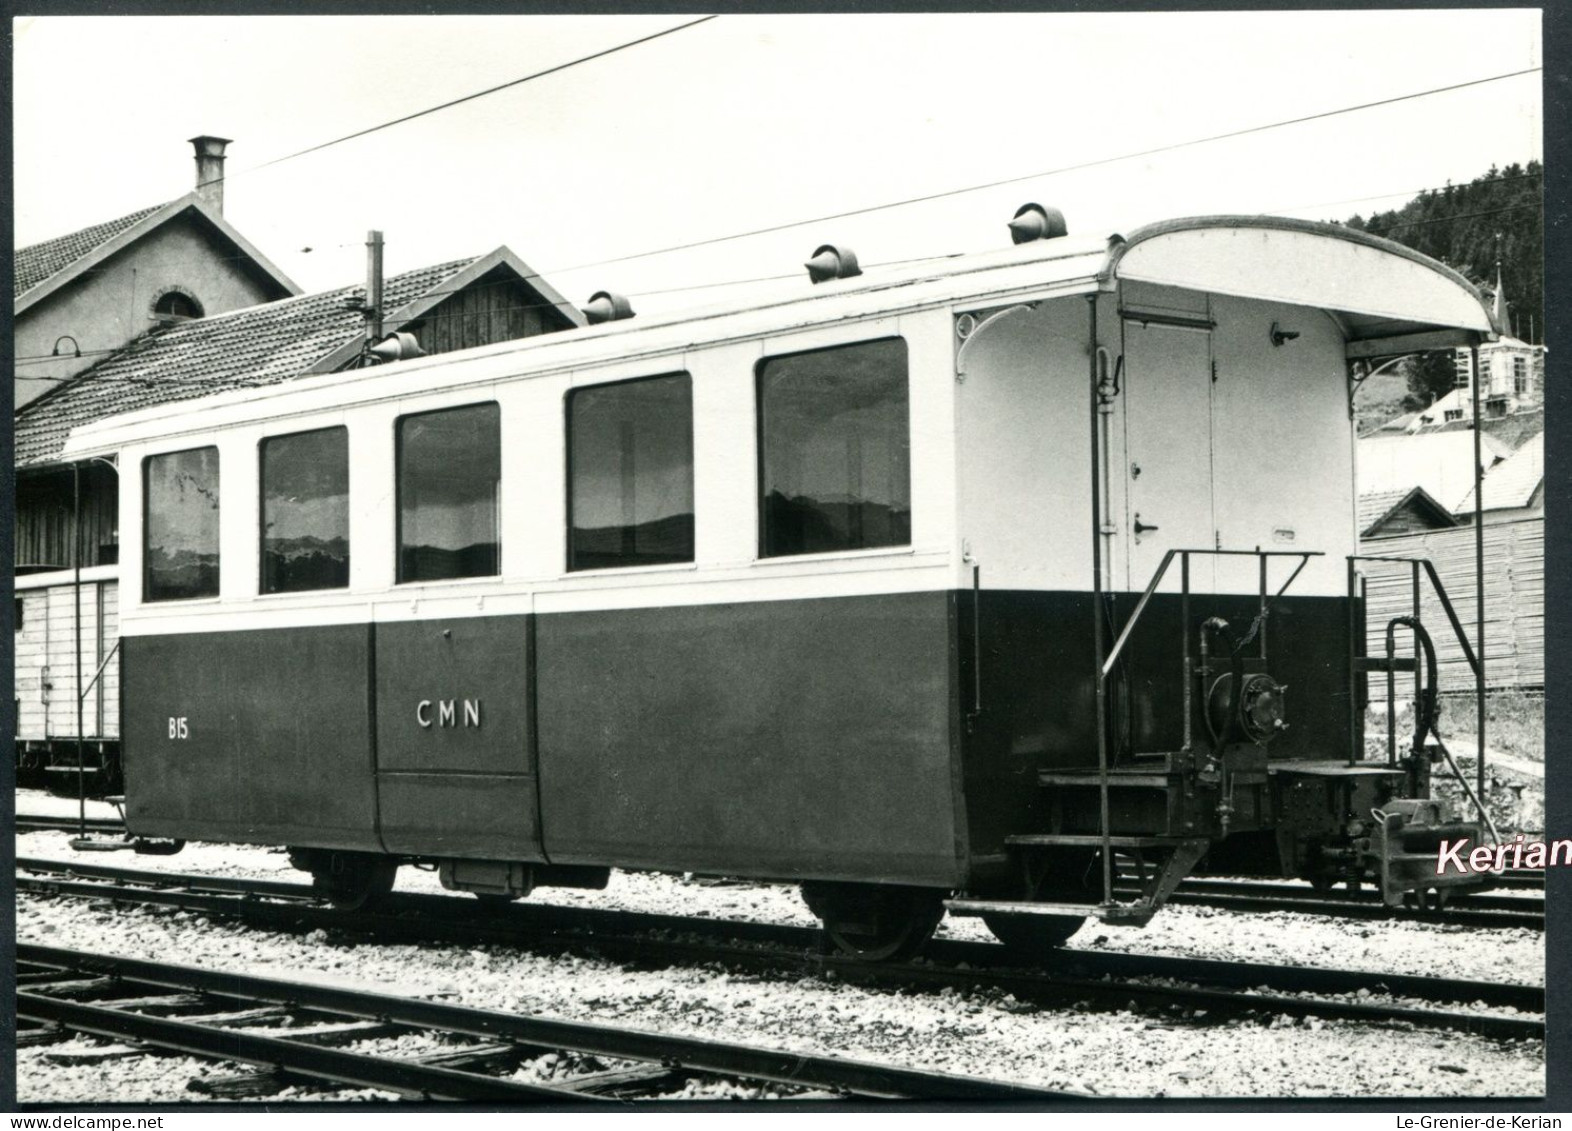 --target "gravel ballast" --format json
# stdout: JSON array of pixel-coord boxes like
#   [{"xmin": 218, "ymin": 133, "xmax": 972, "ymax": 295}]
[{"xmin": 15, "ymin": 820, "xmax": 1546, "ymax": 1102}]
